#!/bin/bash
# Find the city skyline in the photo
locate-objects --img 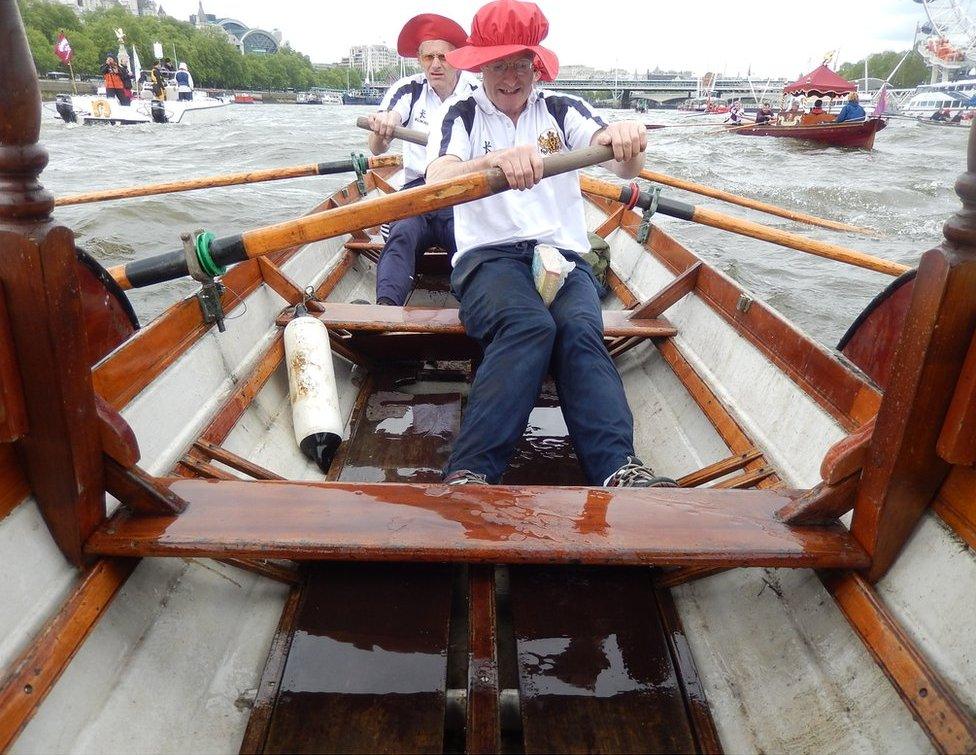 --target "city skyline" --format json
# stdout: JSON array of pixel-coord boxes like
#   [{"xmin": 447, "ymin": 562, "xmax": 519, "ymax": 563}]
[{"xmin": 156, "ymin": 0, "xmax": 923, "ymax": 77}]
